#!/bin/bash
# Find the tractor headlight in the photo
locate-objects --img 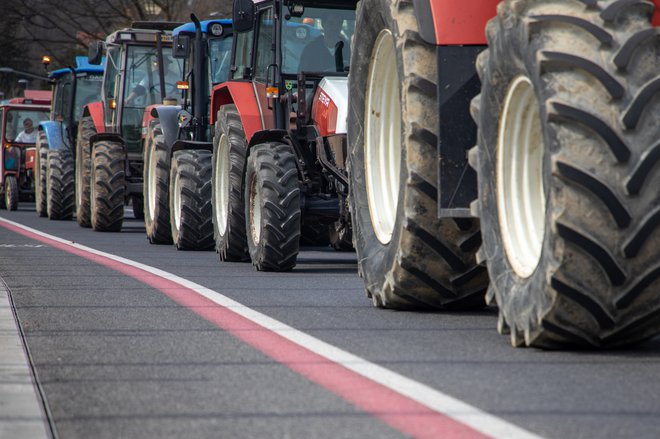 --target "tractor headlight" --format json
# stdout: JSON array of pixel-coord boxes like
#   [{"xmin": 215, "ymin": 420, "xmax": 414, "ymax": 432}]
[{"xmin": 209, "ymin": 23, "xmax": 224, "ymax": 37}]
